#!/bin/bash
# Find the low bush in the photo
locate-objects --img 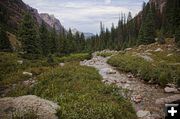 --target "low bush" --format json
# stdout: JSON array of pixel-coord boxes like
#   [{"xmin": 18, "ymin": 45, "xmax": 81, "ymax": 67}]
[
  {"xmin": 108, "ymin": 53, "xmax": 180, "ymax": 86},
  {"xmin": 55, "ymin": 53, "xmax": 91, "ymax": 63},
  {"xmin": 9, "ymin": 63, "xmax": 137, "ymax": 119},
  {"xmin": 0, "ymin": 52, "xmax": 51, "ymax": 87},
  {"xmin": 97, "ymin": 52, "xmax": 114, "ymax": 57}
]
